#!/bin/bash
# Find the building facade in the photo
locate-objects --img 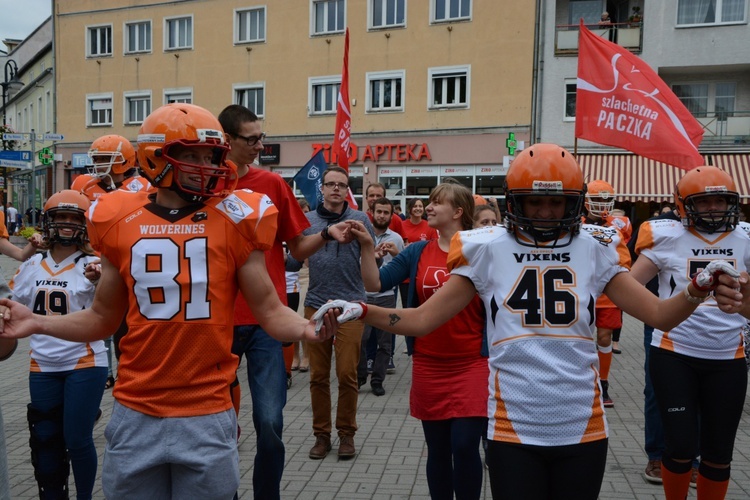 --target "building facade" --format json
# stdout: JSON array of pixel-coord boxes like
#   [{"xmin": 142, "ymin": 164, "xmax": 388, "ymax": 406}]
[
  {"xmin": 54, "ymin": 0, "xmax": 537, "ymax": 206},
  {"xmin": 0, "ymin": 18, "xmax": 54, "ymax": 218},
  {"xmin": 536, "ymin": 0, "xmax": 750, "ymax": 221}
]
